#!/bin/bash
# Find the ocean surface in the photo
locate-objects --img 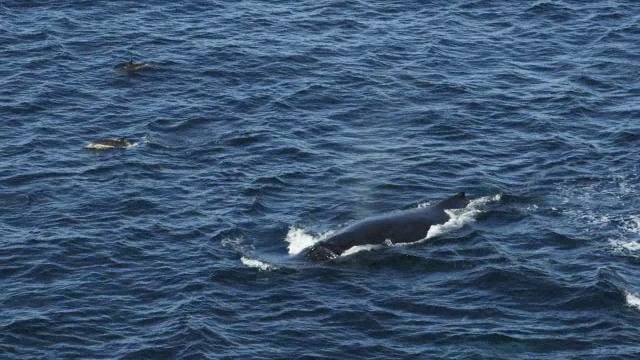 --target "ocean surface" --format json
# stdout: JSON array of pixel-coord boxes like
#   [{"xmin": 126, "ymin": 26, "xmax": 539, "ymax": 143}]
[{"xmin": 1, "ymin": 1, "xmax": 639, "ymax": 358}]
